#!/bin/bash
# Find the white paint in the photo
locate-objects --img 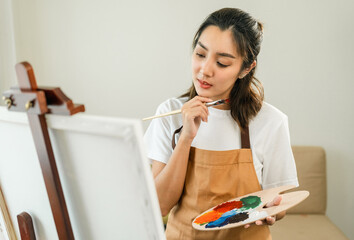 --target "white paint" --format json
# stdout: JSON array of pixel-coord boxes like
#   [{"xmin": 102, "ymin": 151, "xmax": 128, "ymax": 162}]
[
  {"xmin": 0, "ymin": 107, "xmax": 165, "ymax": 240},
  {"xmin": 243, "ymin": 210, "xmax": 268, "ymax": 225}
]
